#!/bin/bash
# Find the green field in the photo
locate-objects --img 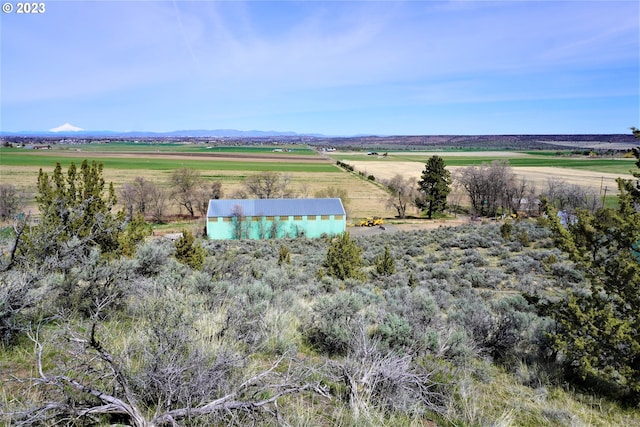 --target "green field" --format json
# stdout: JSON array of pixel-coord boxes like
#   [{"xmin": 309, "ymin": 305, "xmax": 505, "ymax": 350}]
[
  {"xmin": 0, "ymin": 149, "xmax": 337, "ymax": 173},
  {"xmin": 334, "ymin": 153, "xmax": 637, "ymax": 176}
]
